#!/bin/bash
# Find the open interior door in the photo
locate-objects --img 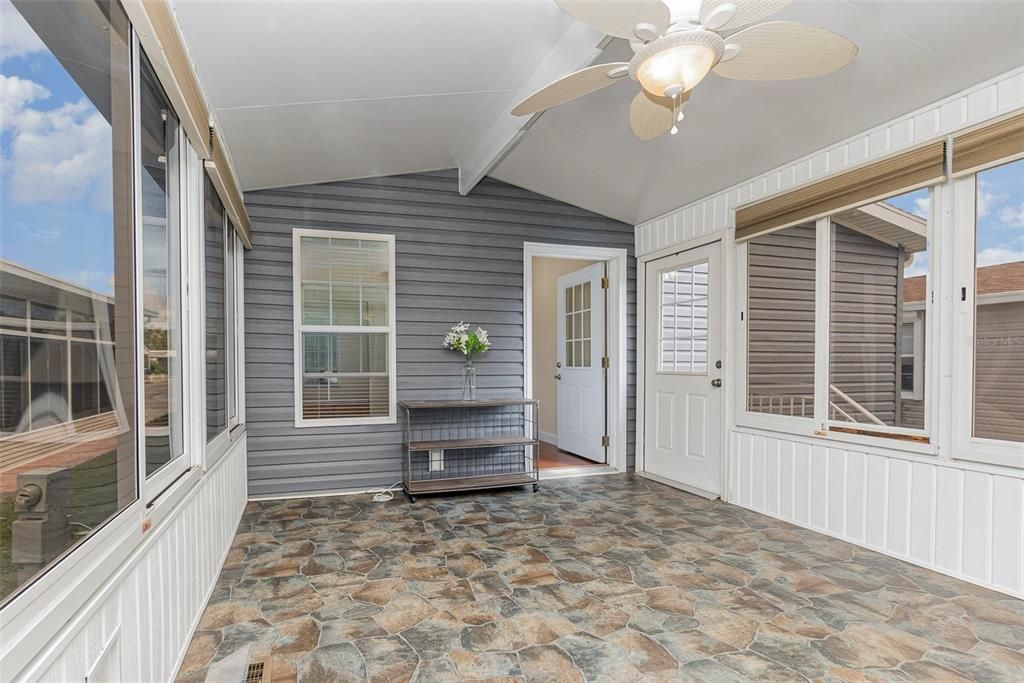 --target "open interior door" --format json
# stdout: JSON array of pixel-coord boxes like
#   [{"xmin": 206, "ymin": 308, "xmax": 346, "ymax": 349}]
[{"xmin": 556, "ymin": 262, "xmax": 606, "ymax": 462}]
